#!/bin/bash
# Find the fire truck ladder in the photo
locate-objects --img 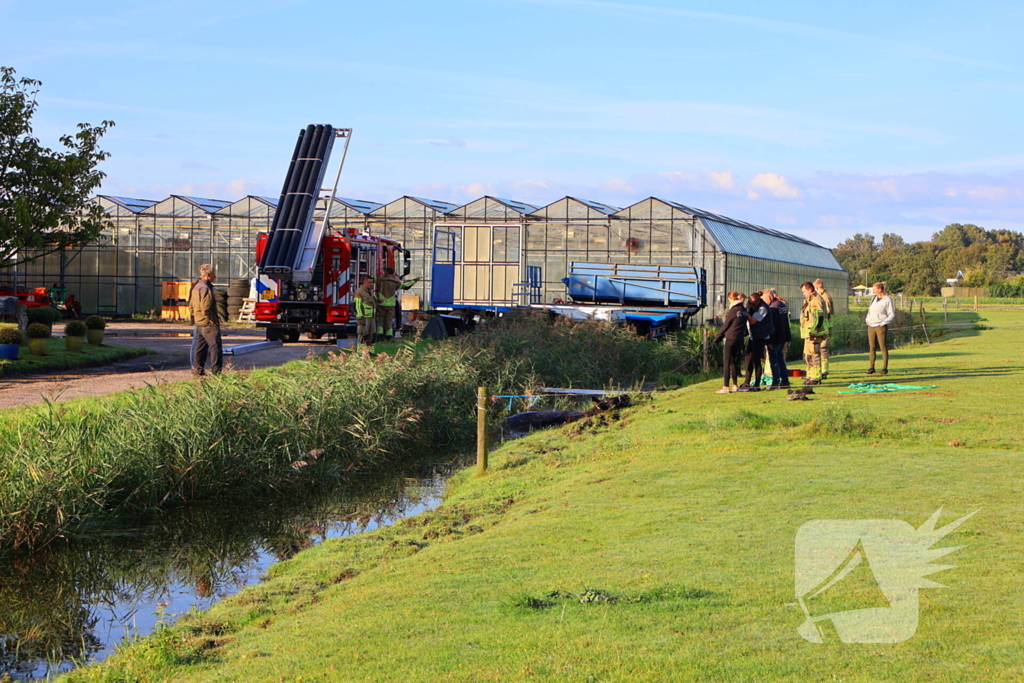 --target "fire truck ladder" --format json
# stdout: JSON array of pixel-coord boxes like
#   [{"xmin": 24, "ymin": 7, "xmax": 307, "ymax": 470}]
[
  {"xmin": 295, "ymin": 128, "xmax": 353, "ymax": 280},
  {"xmin": 257, "ymin": 124, "xmax": 341, "ymax": 280}
]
